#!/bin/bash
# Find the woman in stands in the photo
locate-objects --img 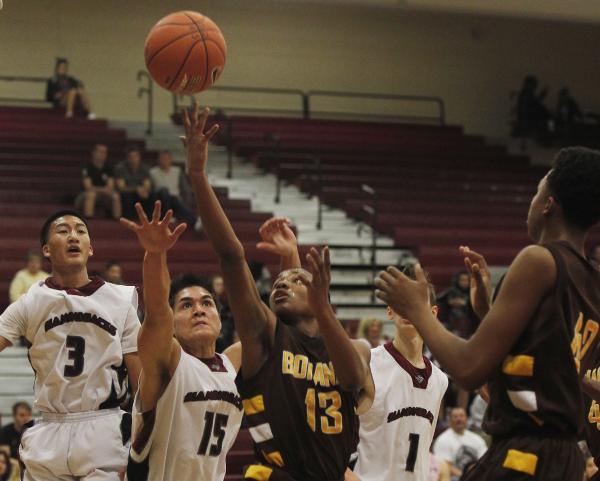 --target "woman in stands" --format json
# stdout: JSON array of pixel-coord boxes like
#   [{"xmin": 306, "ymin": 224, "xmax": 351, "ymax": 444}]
[{"xmin": 46, "ymin": 58, "xmax": 95, "ymax": 119}]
